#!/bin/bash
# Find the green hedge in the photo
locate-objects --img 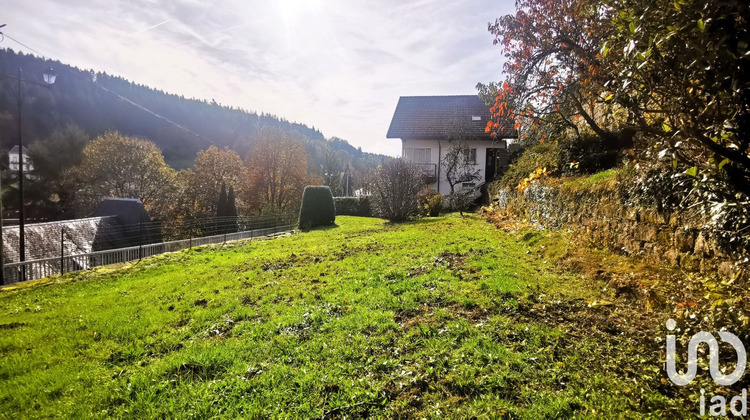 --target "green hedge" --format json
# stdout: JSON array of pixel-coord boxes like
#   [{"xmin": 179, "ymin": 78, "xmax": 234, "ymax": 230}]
[
  {"xmin": 298, "ymin": 186, "xmax": 336, "ymax": 229},
  {"xmin": 333, "ymin": 196, "xmax": 372, "ymax": 217}
]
